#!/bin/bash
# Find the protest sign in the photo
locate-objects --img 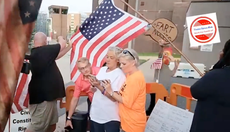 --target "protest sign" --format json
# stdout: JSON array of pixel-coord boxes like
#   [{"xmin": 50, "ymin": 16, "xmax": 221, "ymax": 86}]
[
  {"xmin": 4, "ymin": 109, "xmax": 31, "ymax": 132},
  {"xmin": 186, "ymin": 12, "xmax": 220, "ymax": 47},
  {"xmin": 145, "ymin": 18, "xmax": 178, "ymax": 43},
  {"xmin": 145, "ymin": 99, "xmax": 194, "ymax": 132}
]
